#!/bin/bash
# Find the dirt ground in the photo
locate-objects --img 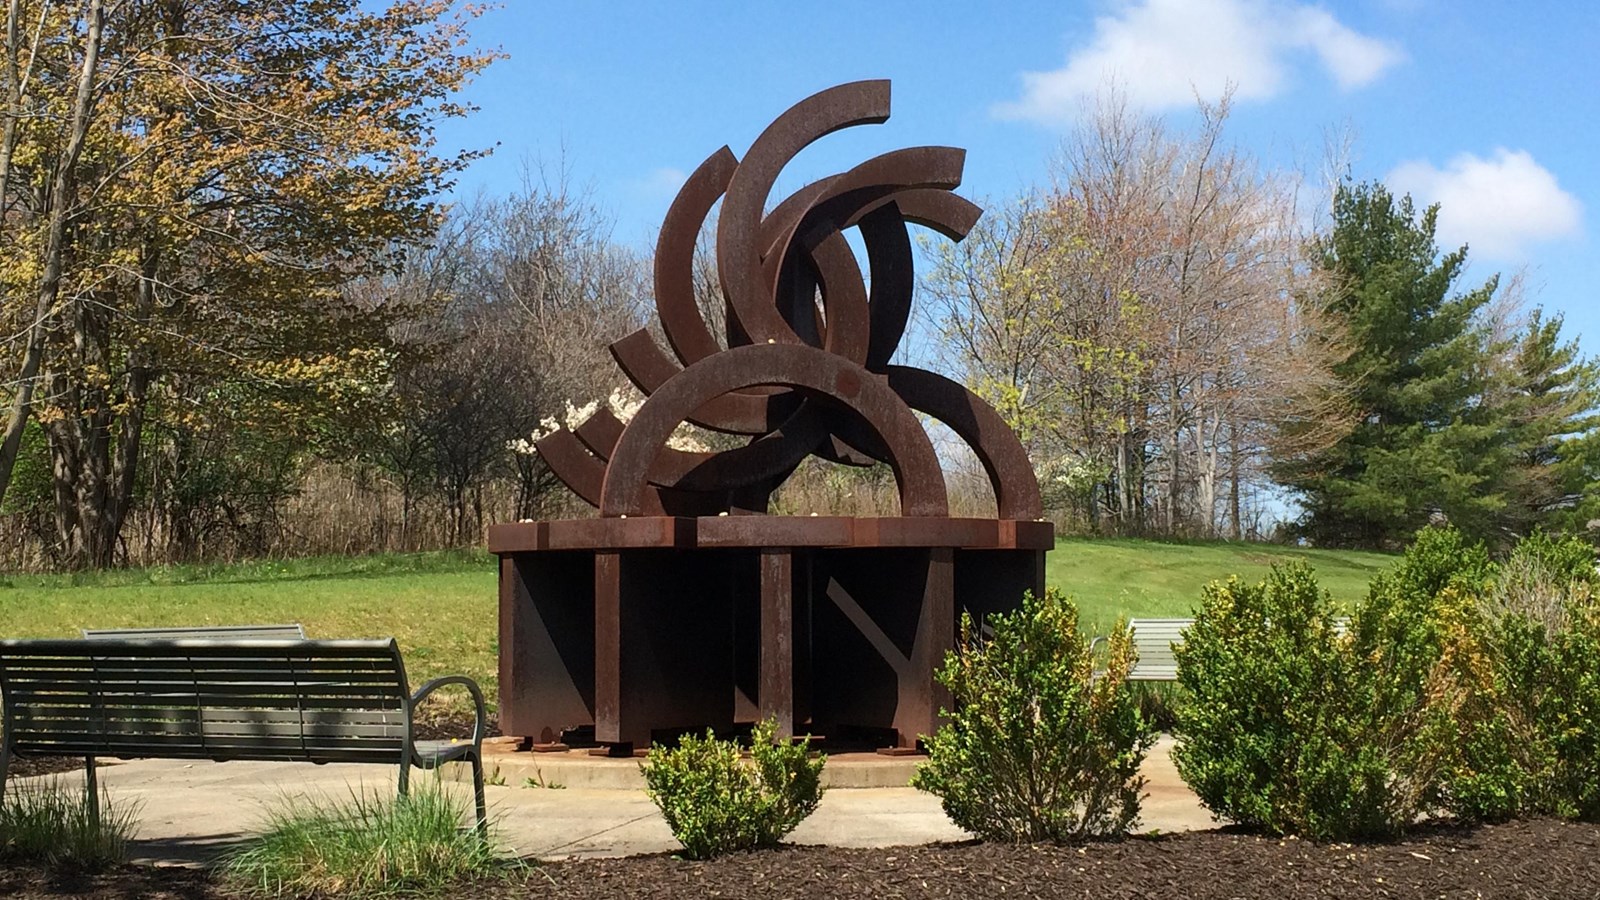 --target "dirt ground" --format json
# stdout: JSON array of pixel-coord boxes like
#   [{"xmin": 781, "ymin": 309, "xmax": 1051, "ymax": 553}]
[{"xmin": 3, "ymin": 817, "xmax": 1596, "ymax": 899}]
